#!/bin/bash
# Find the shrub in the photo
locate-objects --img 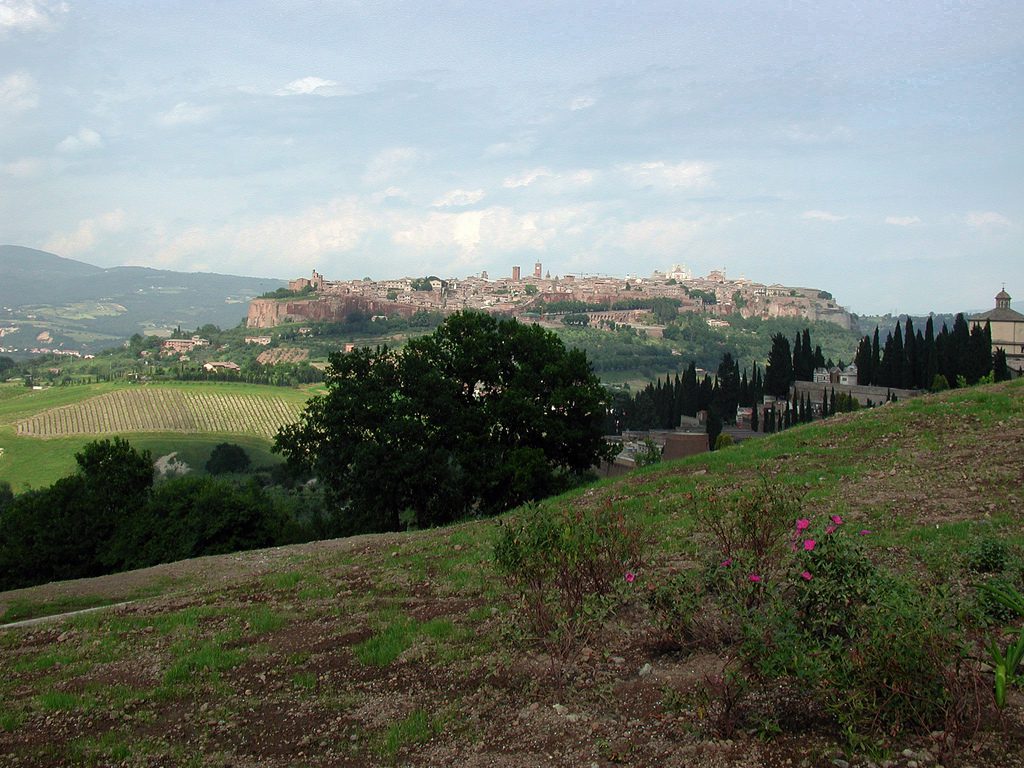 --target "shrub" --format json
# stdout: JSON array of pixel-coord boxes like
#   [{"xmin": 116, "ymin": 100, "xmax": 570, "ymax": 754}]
[
  {"xmin": 966, "ymin": 537, "xmax": 1009, "ymax": 574},
  {"xmin": 205, "ymin": 443, "xmax": 251, "ymax": 475},
  {"xmin": 494, "ymin": 500, "xmax": 645, "ymax": 648}
]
